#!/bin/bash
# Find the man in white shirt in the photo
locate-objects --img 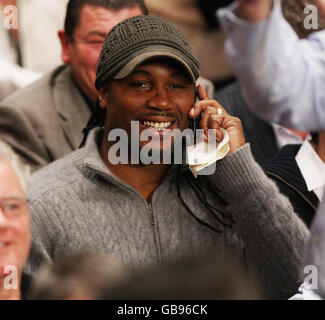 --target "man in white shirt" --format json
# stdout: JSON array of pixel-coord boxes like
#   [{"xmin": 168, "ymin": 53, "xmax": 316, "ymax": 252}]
[
  {"xmin": 217, "ymin": 0, "xmax": 325, "ymax": 299},
  {"xmin": 217, "ymin": 0, "xmax": 325, "ymax": 131},
  {"xmin": 213, "ymin": 0, "xmax": 311, "ymax": 165}
]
